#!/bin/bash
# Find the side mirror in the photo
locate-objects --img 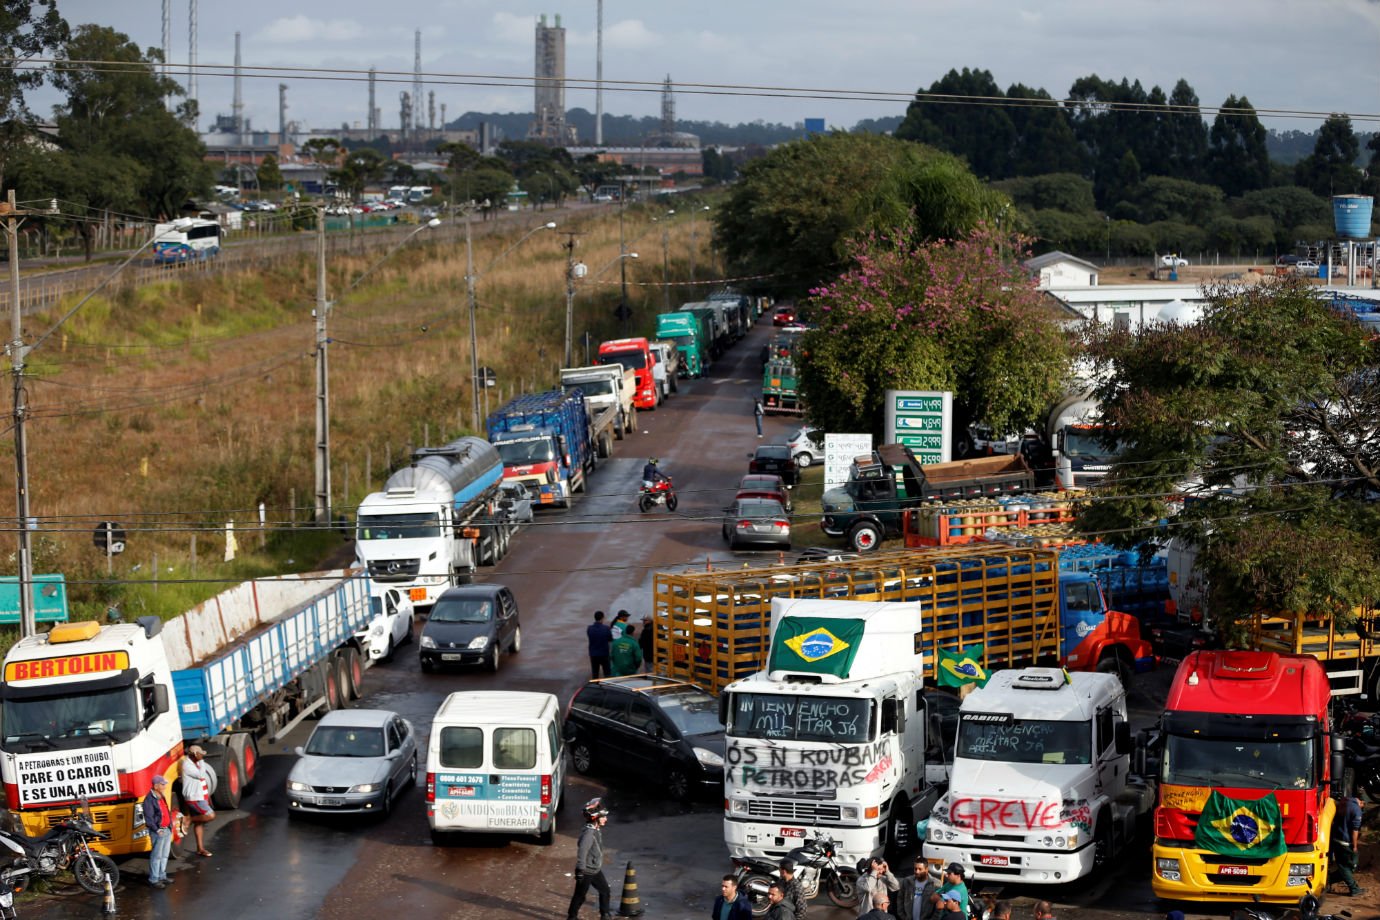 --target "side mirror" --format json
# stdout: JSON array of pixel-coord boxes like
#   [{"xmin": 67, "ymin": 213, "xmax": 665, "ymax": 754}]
[
  {"xmin": 1115, "ymin": 721, "xmax": 1132, "ymax": 756},
  {"xmin": 386, "ymin": 749, "xmax": 401, "ymax": 760},
  {"xmin": 294, "ymin": 746, "xmax": 306, "ymax": 757},
  {"xmin": 151, "ymin": 684, "xmax": 170, "ymax": 716},
  {"xmin": 719, "ymin": 694, "xmax": 730, "ymax": 727}
]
